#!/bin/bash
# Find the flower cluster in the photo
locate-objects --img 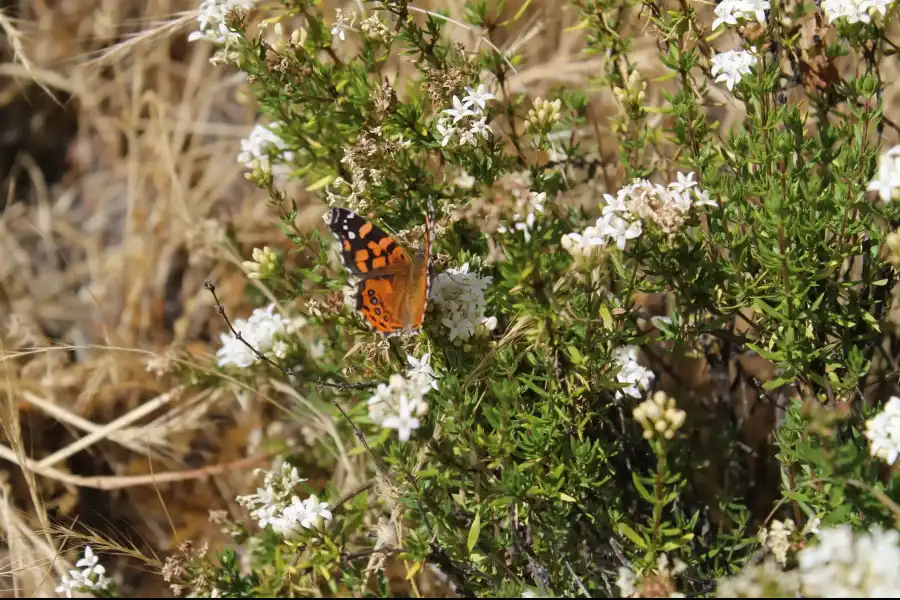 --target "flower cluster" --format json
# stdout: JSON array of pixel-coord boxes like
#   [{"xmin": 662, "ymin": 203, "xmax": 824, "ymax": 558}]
[
  {"xmin": 616, "ymin": 554, "xmax": 686, "ymax": 598},
  {"xmin": 497, "ymin": 191, "xmax": 547, "ymax": 242},
  {"xmin": 216, "ymin": 304, "xmax": 289, "ymax": 368},
  {"xmin": 237, "ymin": 122, "xmax": 294, "ymax": 182},
  {"xmin": 711, "ymin": 0, "xmax": 770, "ymax": 29},
  {"xmin": 718, "ymin": 525, "xmax": 900, "ymax": 597},
  {"xmin": 563, "ymin": 172, "xmax": 713, "ymax": 262},
  {"xmin": 359, "ymin": 15, "xmax": 391, "ymax": 42},
  {"xmin": 367, "ymin": 372, "xmax": 431, "ymax": 442},
  {"xmin": 242, "ymin": 246, "xmax": 278, "ymax": 280},
  {"xmin": 864, "ymin": 396, "xmax": 900, "ymax": 464},
  {"xmin": 867, "ymin": 144, "xmax": 900, "ymax": 203},
  {"xmin": 613, "ymin": 346, "xmax": 656, "ymax": 399},
  {"xmin": 821, "ymin": 0, "xmax": 893, "ymax": 24},
  {"xmin": 54, "ymin": 546, "xmax": 110, "ymax": 598},
  {"xmin": 523, "ymin": 97, "xmax": 562, "ymax": 135},
  {"xmin": 236, "ymin": 463, "xmax": 332, "ymax": 539},
  {"xmin": 633, "ymin": 391, "xmax": 686, "ymax": 440},
  {"xmin": 715, "ymin": 557, "xmax": 800, "ymax": 597},
  {"xmin": 561, "ymin": 219, "xmax": 611, "ymax": 266},
  {"xmin": 436, "ymin": 84, "xmax": 496, "ymax": 147},
  {"xmin": 429, "ymin": 263, "xmax": 497, "ymax": 342},
  {"xmin": 710, "ymin": 48, "xmax": 757, "ymax": 91},
  {"xmin": 758, "ymin": 519, "xmax": 796, "ymax": 566},
  {"xmin": 798, "ymin": 525, "xmax": 900, "ymax": 597},
  {"xmin": 188, "ymin": 0, "xmax": 253, "ymax": 45},
  {"xmin": 330, "ymin": 8, "xmax": 355, "ymax": 42}
]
